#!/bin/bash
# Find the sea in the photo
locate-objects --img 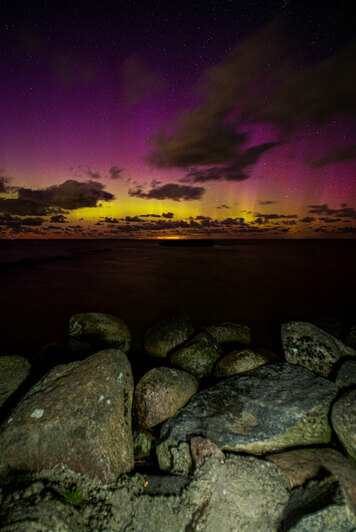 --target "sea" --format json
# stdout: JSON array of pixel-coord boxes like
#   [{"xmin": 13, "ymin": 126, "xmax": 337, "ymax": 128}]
[{"xmin": 0, "ymin": 239, "xmax": 355, "ymax": 362}]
